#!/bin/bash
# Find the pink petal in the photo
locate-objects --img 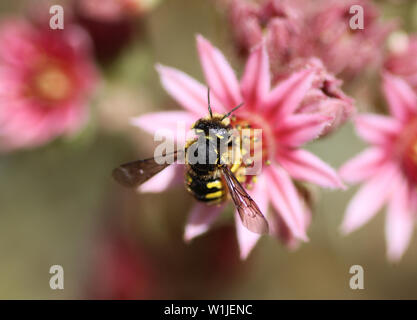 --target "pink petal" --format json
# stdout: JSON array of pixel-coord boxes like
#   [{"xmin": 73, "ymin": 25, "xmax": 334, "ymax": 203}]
[
  {"xmin": 385, "ymin": 176, "xmax": 415, "ymax": 262},
  {"xmin": 264, "ymin": 69, "xmax": 314, "ymax": 119},
  {"xmin": 0, "ymin": 107, "xmax": 55, "ymax": 150},
  {"xmin": 354, "ymin": 113, "xmax": 402, "ymax": 145},
  {"xmin": 240, "ymin": 43, "xmax": 270, "ymax": 109},
  {"xmin": 40, "ymin": 106, "xmax": 70, "ymax": 138},
  {"xmin": 156, "ymin": 64, "xmax": 226, "ymax": 116},
  {"xmin": 341, "ymin": 164, "xmax": 399, "ymax": 234},
  {"xmin": 269, "ymin": 210, "xmax": 302, "ymax": 250},
  {"xmin": 234, "ymin": 174, "xmax": 268, "ymax": 259},
  {"xmin": 383, "ymin": 72, "xmax": 417, "ymax": 121},
  {"xmin": 184, "ymin": 202, "xmax": 225, "ymax": 242},
  {"xmin": 265, "ymin": 165, "xmax": 309, "ymax": 241},
  {"xmin": 339, "ymin": 147, "xmax": 388, "ymax": 184},
  {"xmin": 3, "ymin": 119, "xmax": 51, "ymax": 150},
  {"xmin": 0, "ymin": 66, "xmax": 24, "ymax": 97},
  {"xmin": 196, "ymin": 35, "xmax": 242, "ymax": 109},
  {"xmin": 62, "ymin": 103, "xmax": 88, "ymax": 135},
  {"xmin": 130, "ymin": 111, "xmax": 196, "ymax": 145},
  {"xmin": 61, "ymin": 24, "xmax": 95, "ymax": 58},
  {"xmin": 276, "ymin": 149, "xmax": 345, "ymax": 189},
  {"xmin": 234, "ymin": 213, "xmax": 261, "ymax": 260},
  {"xmin": 275, "ymin": 113, "xmax": 332, "ymax": 147},
  {"xmin": 0, "ymin": 19, "xmax": 38, "ymax": 67},
  {"xmin": 139, "ymin": 164, "xmax": 184, "ymax": 193},
  {"xmin": 0, "ymin": 105, "xmax": 37, "ymax": 136}
]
